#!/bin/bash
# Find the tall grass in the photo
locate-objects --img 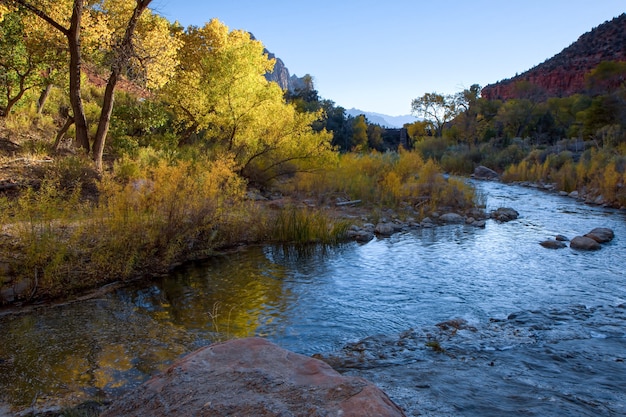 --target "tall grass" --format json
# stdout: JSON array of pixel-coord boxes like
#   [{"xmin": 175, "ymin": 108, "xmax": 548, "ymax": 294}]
[
  {"xmin": 272, "ymin": 206, "xmax": 351, "ymax": 244},
  {"xmin": 0, "ymin": 149, "xmax": 480, "ymax": 303}
]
